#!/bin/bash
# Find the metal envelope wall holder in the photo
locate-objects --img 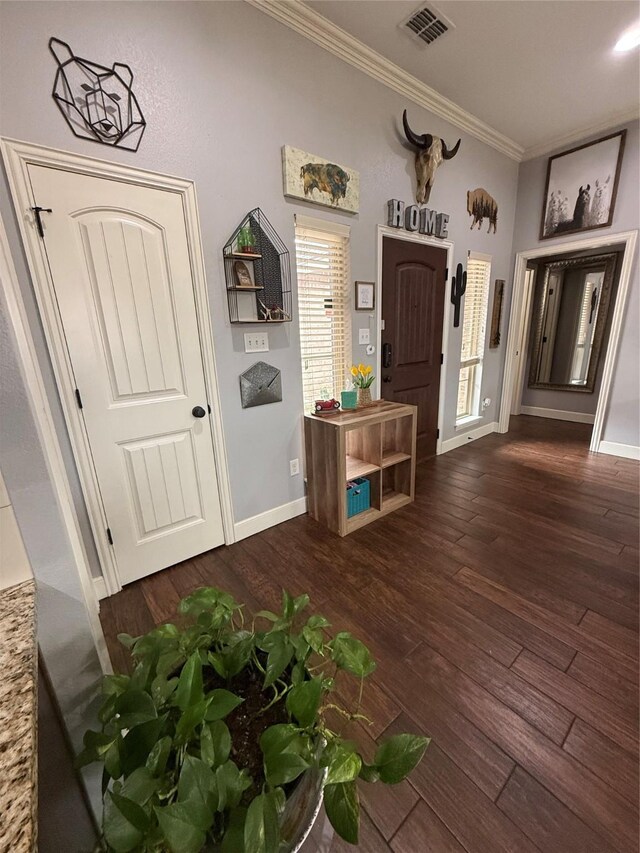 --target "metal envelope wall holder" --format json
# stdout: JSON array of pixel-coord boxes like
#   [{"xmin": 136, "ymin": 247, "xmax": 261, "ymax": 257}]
[{"xmin": 240, "ymin": 361, "xmax": 282, "ymax": 408}]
